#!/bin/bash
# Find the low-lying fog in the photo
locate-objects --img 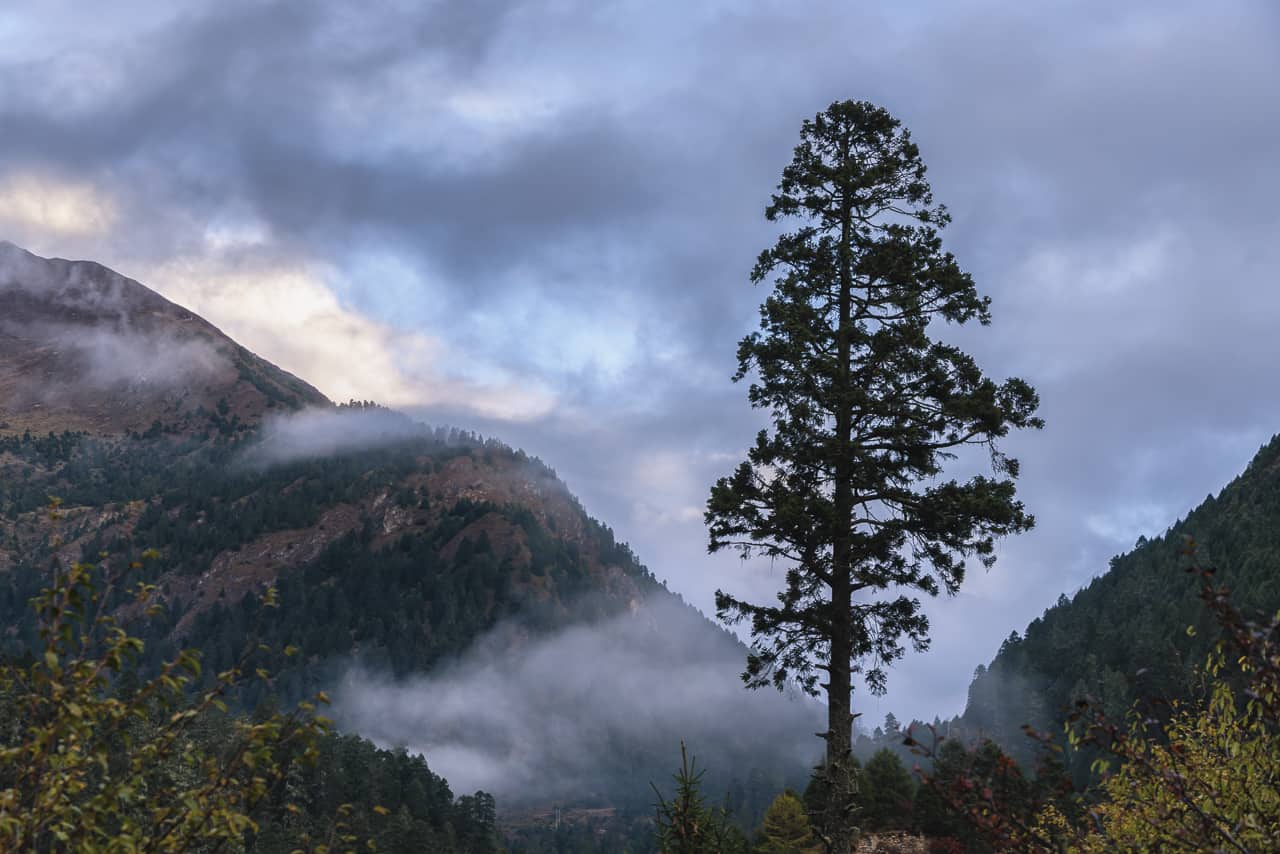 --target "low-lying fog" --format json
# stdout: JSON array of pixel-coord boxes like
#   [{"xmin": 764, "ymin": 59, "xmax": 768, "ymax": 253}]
[{"xmin": 333, "ymin": 595, "xmax": 824, "ymax": 803}]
